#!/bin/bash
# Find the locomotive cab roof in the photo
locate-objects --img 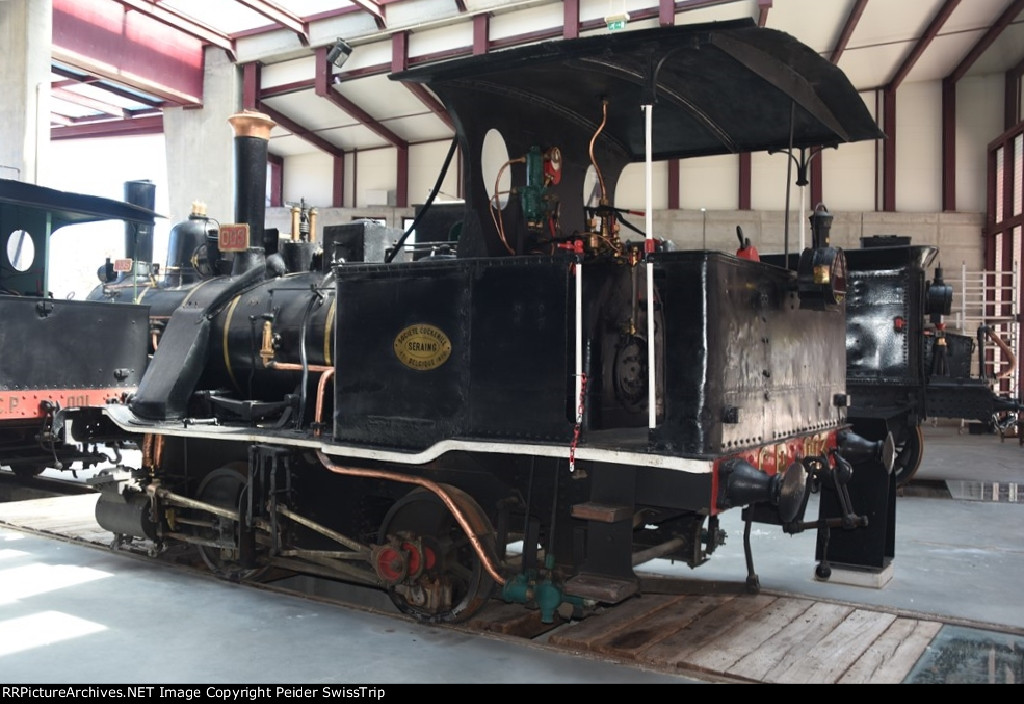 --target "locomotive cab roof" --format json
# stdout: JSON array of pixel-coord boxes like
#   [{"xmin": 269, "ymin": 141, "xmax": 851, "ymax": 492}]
[
  {"xmin": 0, "ymin": 178, "xmax": 160, "ymax": 229},
  {"xmin": 393, "ymin": 19, "xmax": 882, "ymax": 162},
  {"xmin": 0, "ymin": 178, "xmax": 161, "ymax": 296},
  {"xmin": 392, "ymin": 19, "xmax": 882, "ymax": 256}
]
